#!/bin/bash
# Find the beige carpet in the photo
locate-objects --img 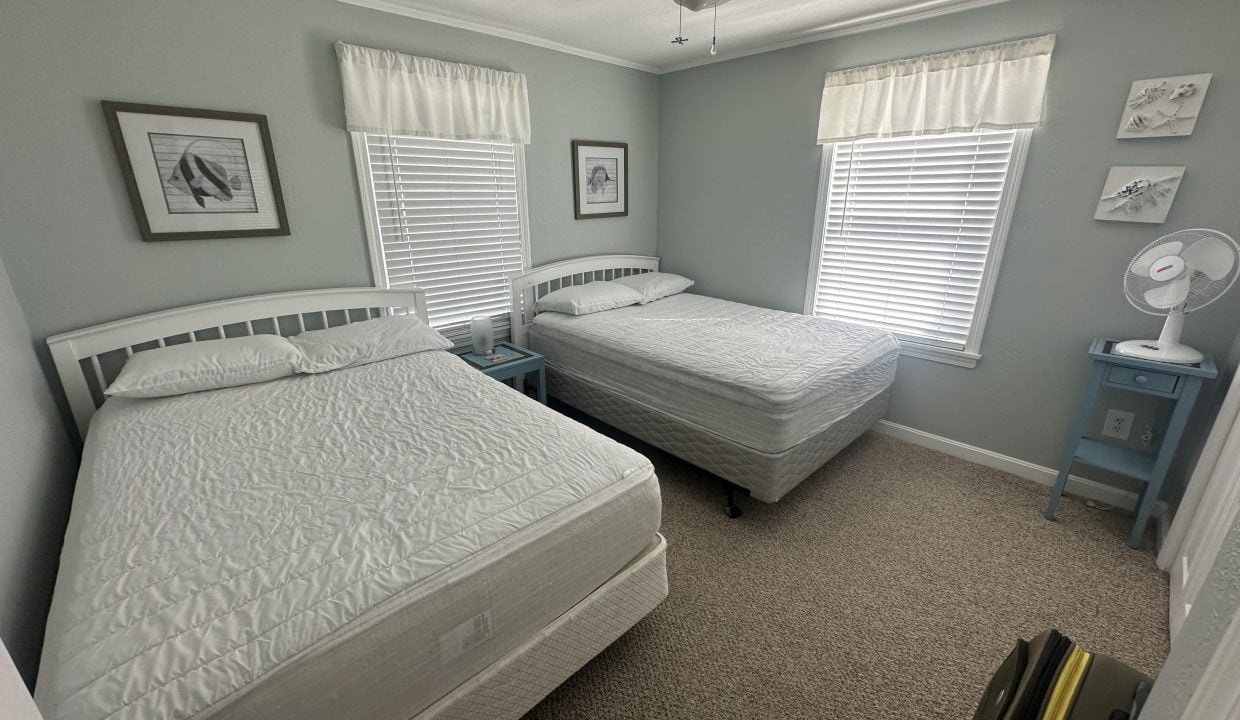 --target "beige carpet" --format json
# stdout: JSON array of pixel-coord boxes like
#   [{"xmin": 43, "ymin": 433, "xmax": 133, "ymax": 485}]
[{"xmin": 525, "ymin": 426, "xmax": 1169, "ymax": 720}]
